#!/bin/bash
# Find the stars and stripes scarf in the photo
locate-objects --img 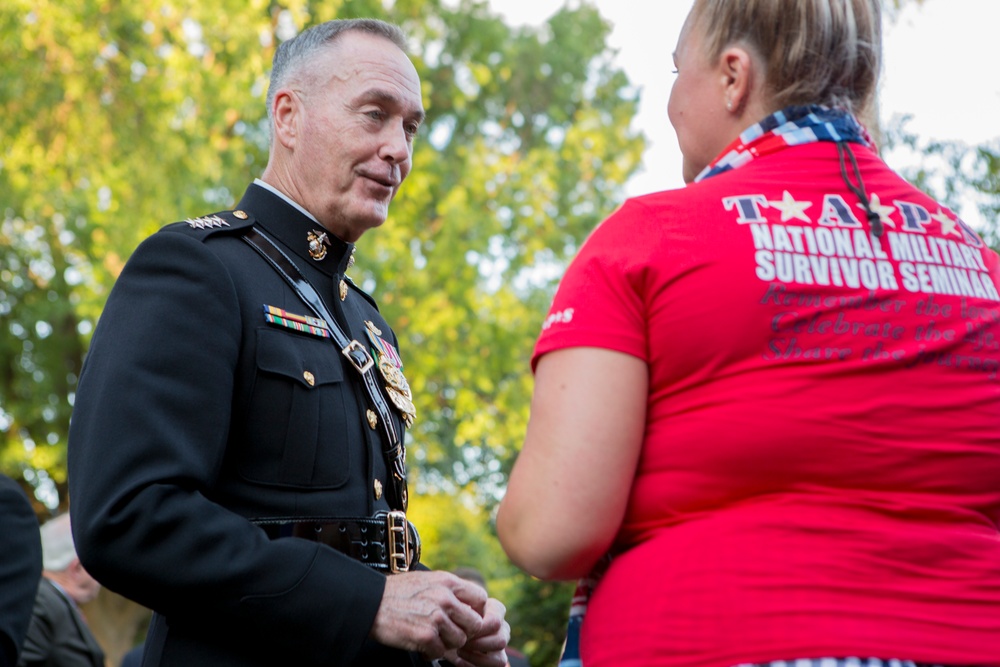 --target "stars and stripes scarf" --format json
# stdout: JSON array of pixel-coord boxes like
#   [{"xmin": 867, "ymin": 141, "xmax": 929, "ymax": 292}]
[{"xmin": 695, "ymin": 104, "xmax": 873, "ymax": 183}]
